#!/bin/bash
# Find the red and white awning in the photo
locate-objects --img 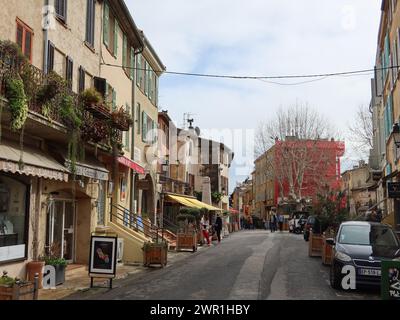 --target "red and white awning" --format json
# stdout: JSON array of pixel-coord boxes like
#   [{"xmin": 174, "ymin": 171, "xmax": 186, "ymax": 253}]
[{"xmin": 117, "ymin": 156, "xmax": 145, "ymax": 174}]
